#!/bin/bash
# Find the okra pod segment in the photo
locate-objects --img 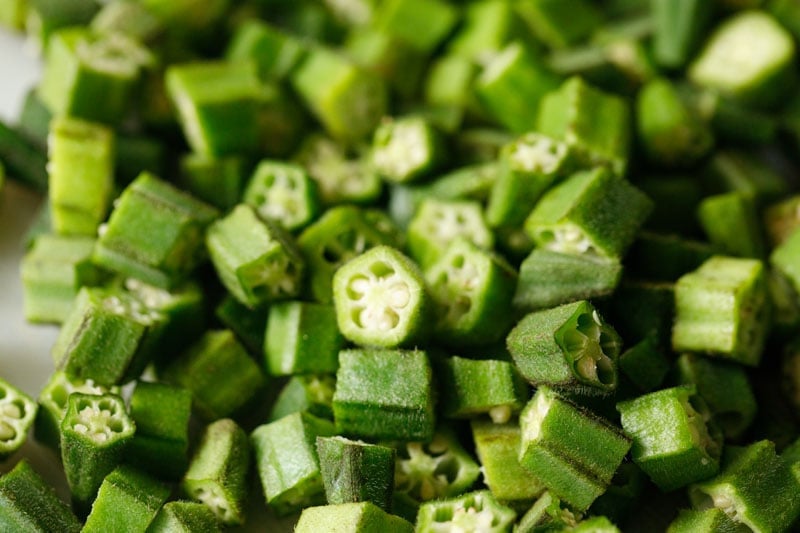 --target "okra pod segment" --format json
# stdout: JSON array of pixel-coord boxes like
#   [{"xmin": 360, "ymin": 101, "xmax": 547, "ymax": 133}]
[
  {"xmin": 178, "ymin": 153, "xmax": 249, "ymax": 211},
  {"xmin": 770, "ymin": 226, "xmax": 800, "ymax": 297},
  {"xmin": 147, "ymin": 501, "xmax": 222, "ymax": 533},
  {"xmin": 438, "ymin": 356, "xmax": 527, "ymax": 422},
  {"xmin": 652, "ymin": 0, "xmax": 713, "ymax": 69},
  {"xmin": 296, "ymin": 502, "xmax": 414, "ymax": 533},
  {"xmin": 372, "ymin": 116, "xmax": 446, "ymax": 184},
  {"xmin": 373, "ymin": 0, "xmax": 458, "ymax": 54},
  {"xmin": 516, "ymin": 490, "xmax": 581, "ymax": 533},
  {"xmin": 225, "ymin": 19, "xmax": 306, "ymax": 81},
  {"xmin": 82, "ymin": 466, "xmax": 170, "ymax": 532},
  {"xmin": 268, "ymin": 374, "xmax": 336, "ymax": 422},
  {"xmin": 515, "ymin": 0, "xmax": 601, "ymax": 48},
  {"xmin": 0, "ymin": 377, "xmax": 37, "ymax": 460},
  {"xmin": 243, "ymin": 160, "xmax": 320, "ymax": 232},
  {"xmin": 698, "ymin": 192, "xmax": 765, "ymax": 259},
  {"xmin": 415, "ymin": 490, "xmax": 516, "ymax": 533}
]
